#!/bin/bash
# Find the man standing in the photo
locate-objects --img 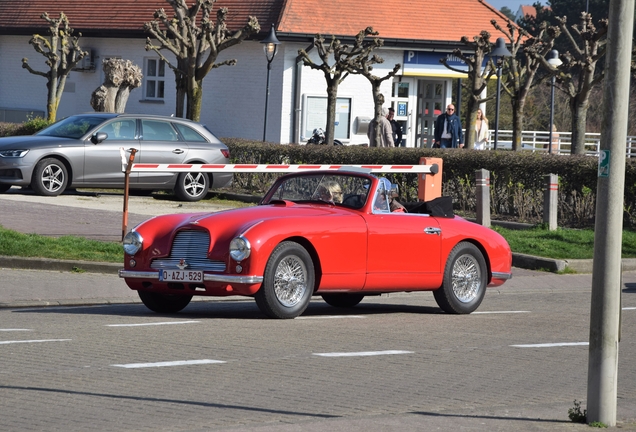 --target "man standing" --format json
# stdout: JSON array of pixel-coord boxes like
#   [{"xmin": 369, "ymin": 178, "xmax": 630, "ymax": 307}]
[
  {"xmin": 367, "ymin": 107, "xmax": 395, "ymax": 147},
  {"xmin": 434, "ymin": 104, "xmax": 464, "ymax": 148},
  {"xmin": 387, "ymin": 107, "xmax": 403, "ymax": 147}
]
